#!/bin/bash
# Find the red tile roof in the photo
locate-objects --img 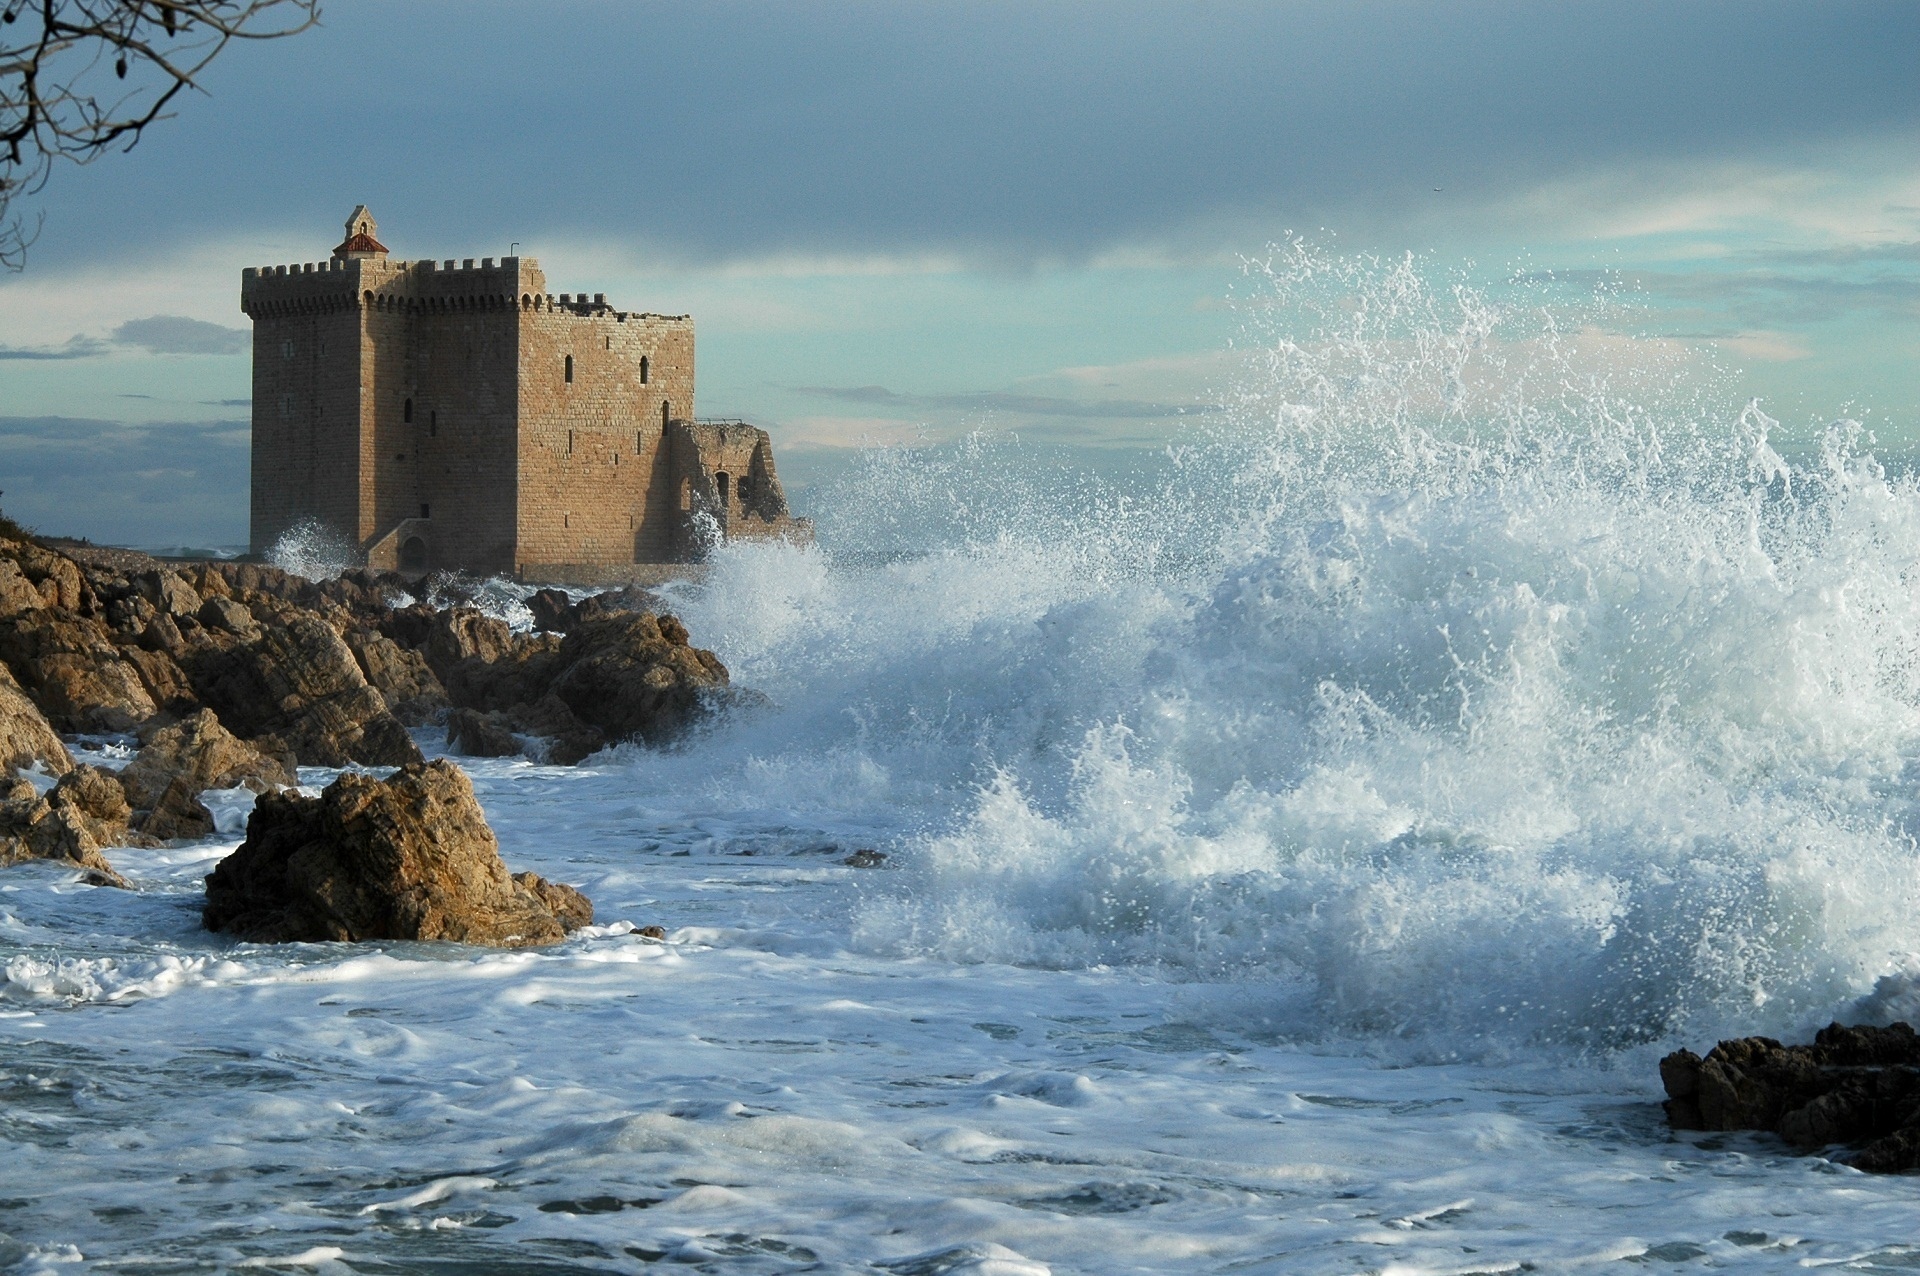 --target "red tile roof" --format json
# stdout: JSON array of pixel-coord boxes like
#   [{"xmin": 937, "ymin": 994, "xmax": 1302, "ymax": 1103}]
[{"xmin": 333, "ymin": 232, "xmax": 389, "ymax": 257}]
